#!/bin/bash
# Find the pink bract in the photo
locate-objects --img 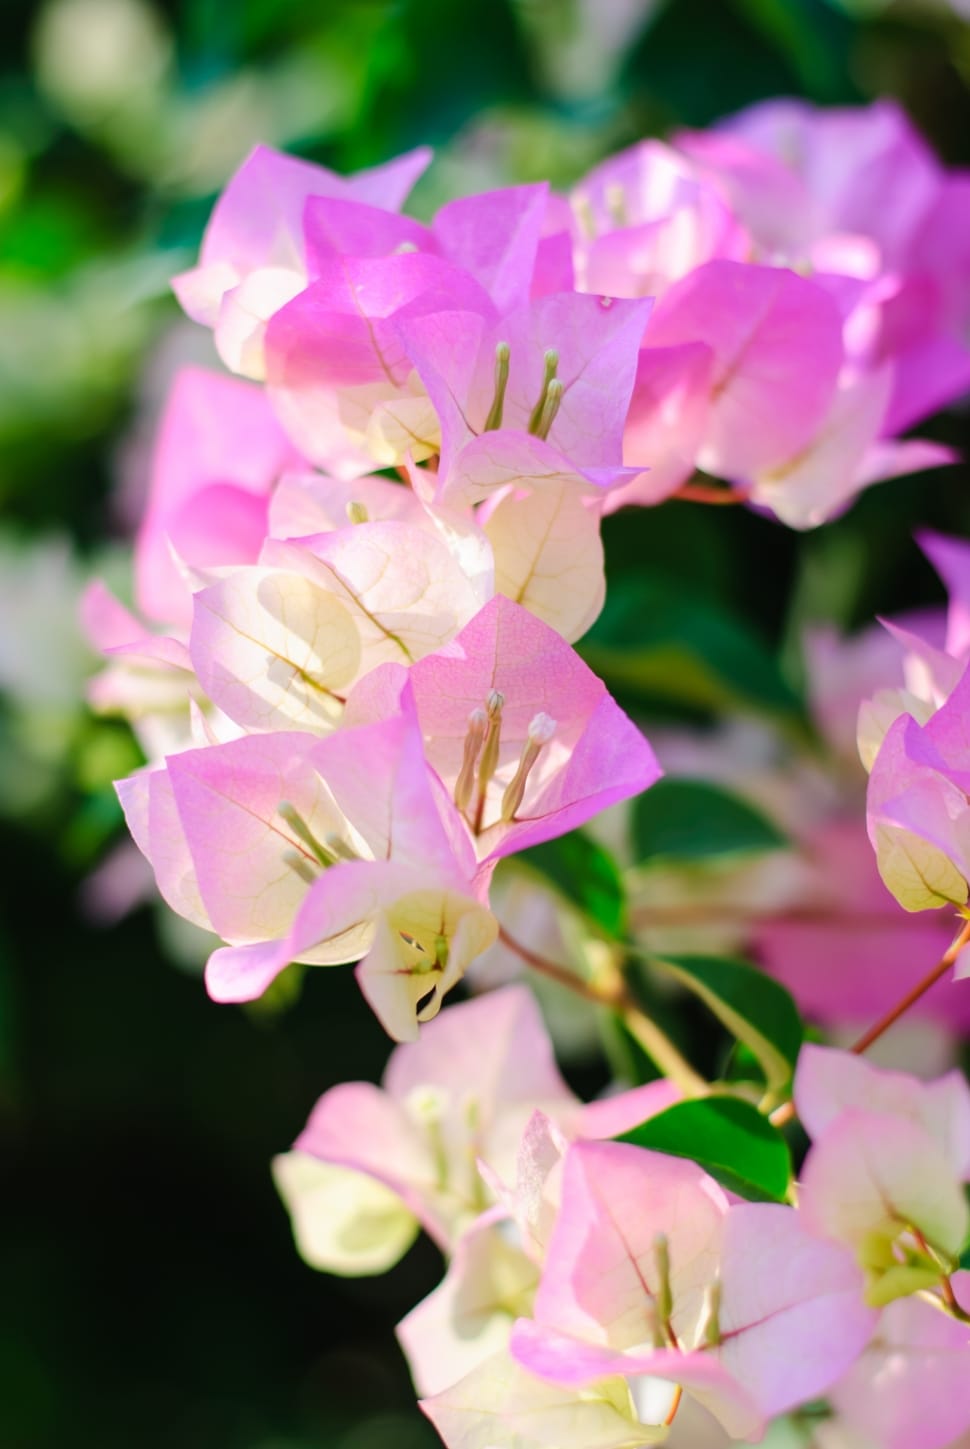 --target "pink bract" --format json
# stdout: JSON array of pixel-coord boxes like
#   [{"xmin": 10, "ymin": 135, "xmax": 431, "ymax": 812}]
[{"xmin": 344, "ymin": 594, "xmax": 662, "ymax": 862}]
